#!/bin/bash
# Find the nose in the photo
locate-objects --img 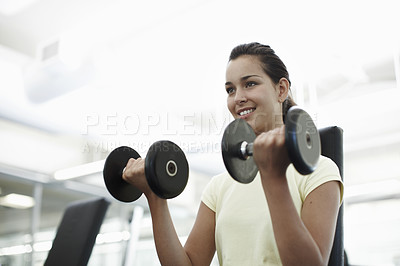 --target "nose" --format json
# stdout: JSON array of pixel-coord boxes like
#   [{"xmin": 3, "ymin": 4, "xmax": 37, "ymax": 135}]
[{"xmin": 234, "ymin": 88, "xmax": 247, "ymax": 104}]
